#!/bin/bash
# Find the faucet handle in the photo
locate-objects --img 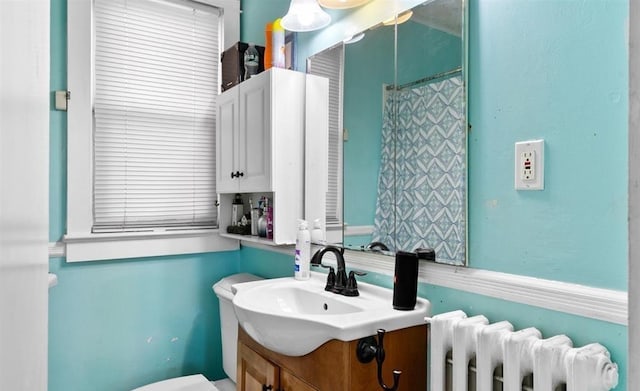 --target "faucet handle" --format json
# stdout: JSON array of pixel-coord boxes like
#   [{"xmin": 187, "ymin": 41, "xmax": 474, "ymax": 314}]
[
  {"xmin": 324, "ymin": 266, "xmax": 336, "ymax": 292},
  {"xmin": 332, "ymin": 268, "xmax": 349, "ymax": 294},
  {"xmin": 344, "ymin": 270, "xmax": 366, "ymax": 296}
]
